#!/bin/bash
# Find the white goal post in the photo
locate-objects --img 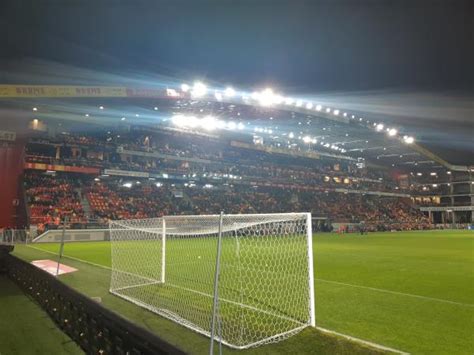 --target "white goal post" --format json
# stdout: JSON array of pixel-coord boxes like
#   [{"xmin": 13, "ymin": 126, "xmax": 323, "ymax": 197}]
[{"xmin": 109, "ymin": 212, "xmax": 315, "ymax": 349}]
